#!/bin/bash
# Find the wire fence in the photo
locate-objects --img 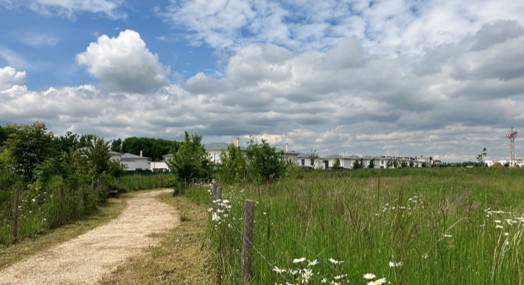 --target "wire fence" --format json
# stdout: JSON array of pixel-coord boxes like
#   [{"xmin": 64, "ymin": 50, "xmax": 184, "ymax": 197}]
[{"xmin": 207, "ymin": 181, "xmax": 356, "ymax": 285}]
